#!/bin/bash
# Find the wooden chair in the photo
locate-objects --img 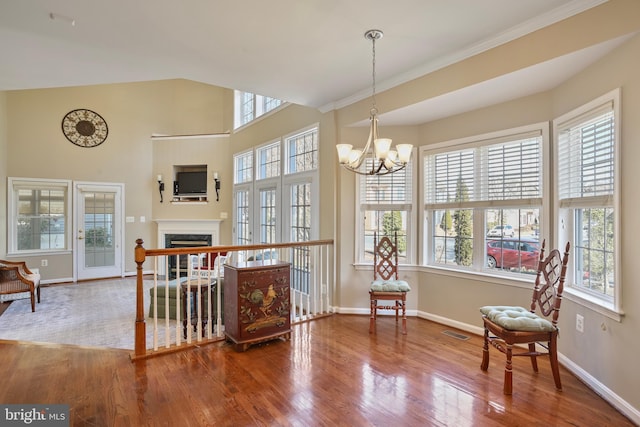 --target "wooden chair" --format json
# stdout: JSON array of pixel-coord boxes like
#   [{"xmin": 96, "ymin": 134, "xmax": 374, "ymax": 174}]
[
  {"xmin": 369, "ymin": 232, "xmax": 411, "ymax": 334},
  {"xmin": 0, "ymin": 259, "xmax": 41, "ymax": 312},
  {"xmin": 480, "ymin": 240, "xmax": 570, "ymax": 395}
]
